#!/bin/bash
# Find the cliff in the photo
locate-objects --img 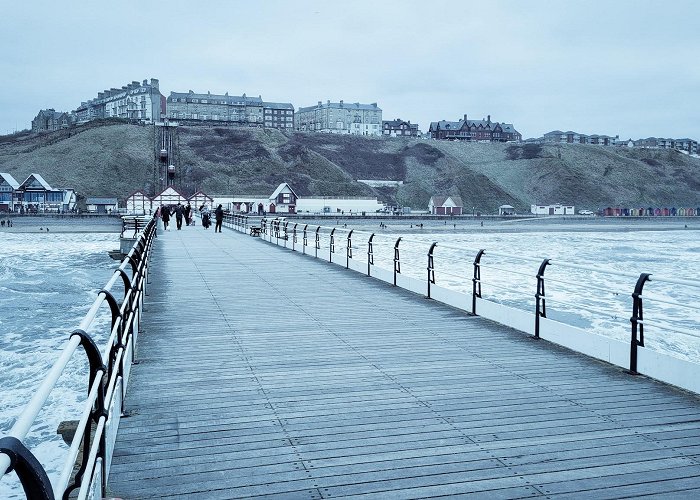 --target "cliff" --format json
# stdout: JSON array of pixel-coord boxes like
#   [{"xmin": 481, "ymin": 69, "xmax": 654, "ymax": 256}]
[{"xmin": 1, "ymin": 122, "xmax": 698, "ymax": 213}]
